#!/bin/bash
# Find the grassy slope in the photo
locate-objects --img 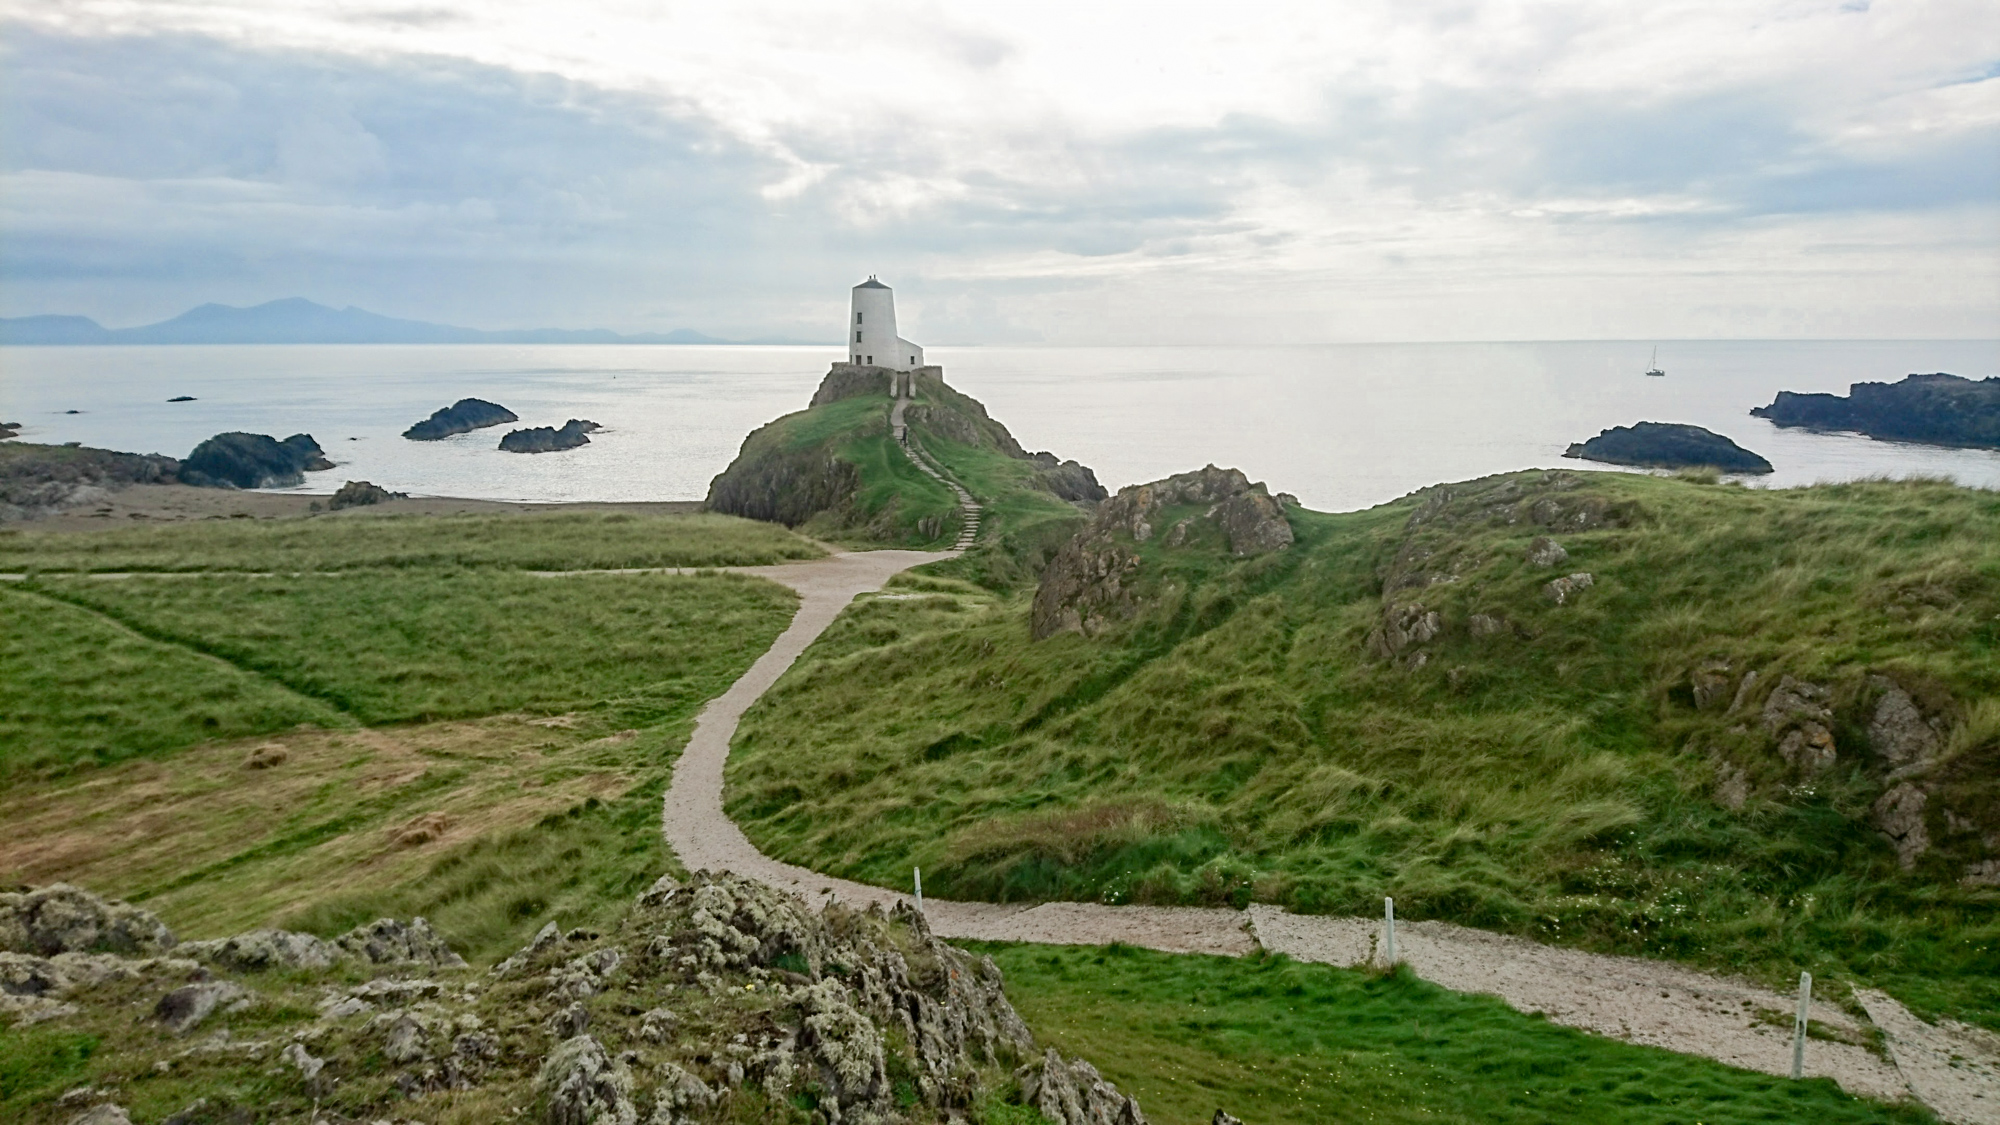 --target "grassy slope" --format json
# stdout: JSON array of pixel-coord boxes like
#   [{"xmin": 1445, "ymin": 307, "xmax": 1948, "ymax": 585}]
[
  {"xmin": 0, "ymin": 509, "xmax": 821, "ymax": 572},
  {"xmin": 980, "ymin": 943, "xmax": 1928, "ymax": 1125},
  {"xmin": 0, "ymin": 514, "xmax": 806, "ymax": 960},
  {"xmin": 729, "ymin": 472, "xmax": 2000, "ymax": 1024},
  {"xmin": 0, "ymin": 586, "xmax": 345, "ymax": 772}
]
